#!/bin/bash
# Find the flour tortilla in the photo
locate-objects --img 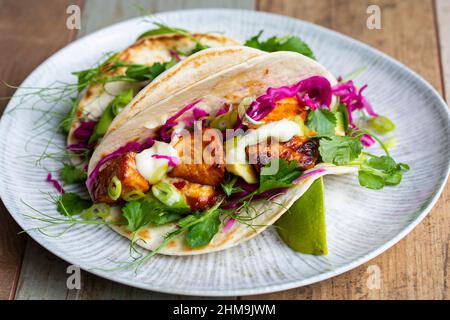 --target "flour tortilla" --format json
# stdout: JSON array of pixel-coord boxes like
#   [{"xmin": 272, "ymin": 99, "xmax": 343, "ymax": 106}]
[
  {"xmin": 92, "ymin": 49, "xmax": 357, "ymax": 255},
  {"xmin": 67, "ymin": 33, "xmax": 243, "ymax": 160}
]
